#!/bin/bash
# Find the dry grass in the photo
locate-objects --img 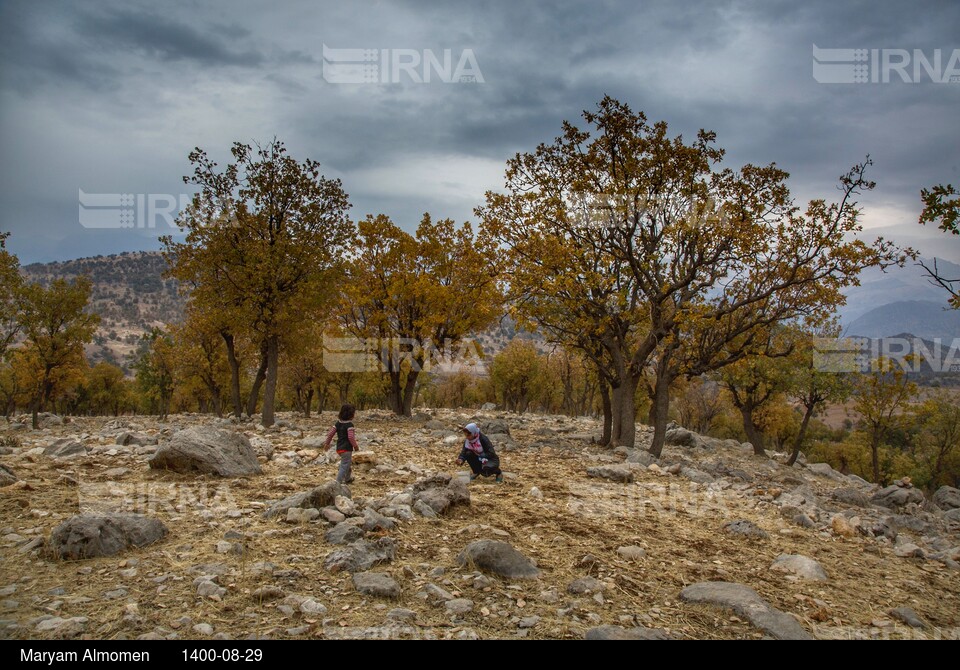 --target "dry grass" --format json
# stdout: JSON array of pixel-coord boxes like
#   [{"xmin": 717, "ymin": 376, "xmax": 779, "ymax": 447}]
[{"xmin": 0, "ymin": 409, "xmax": 958, "ymax": 640}]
